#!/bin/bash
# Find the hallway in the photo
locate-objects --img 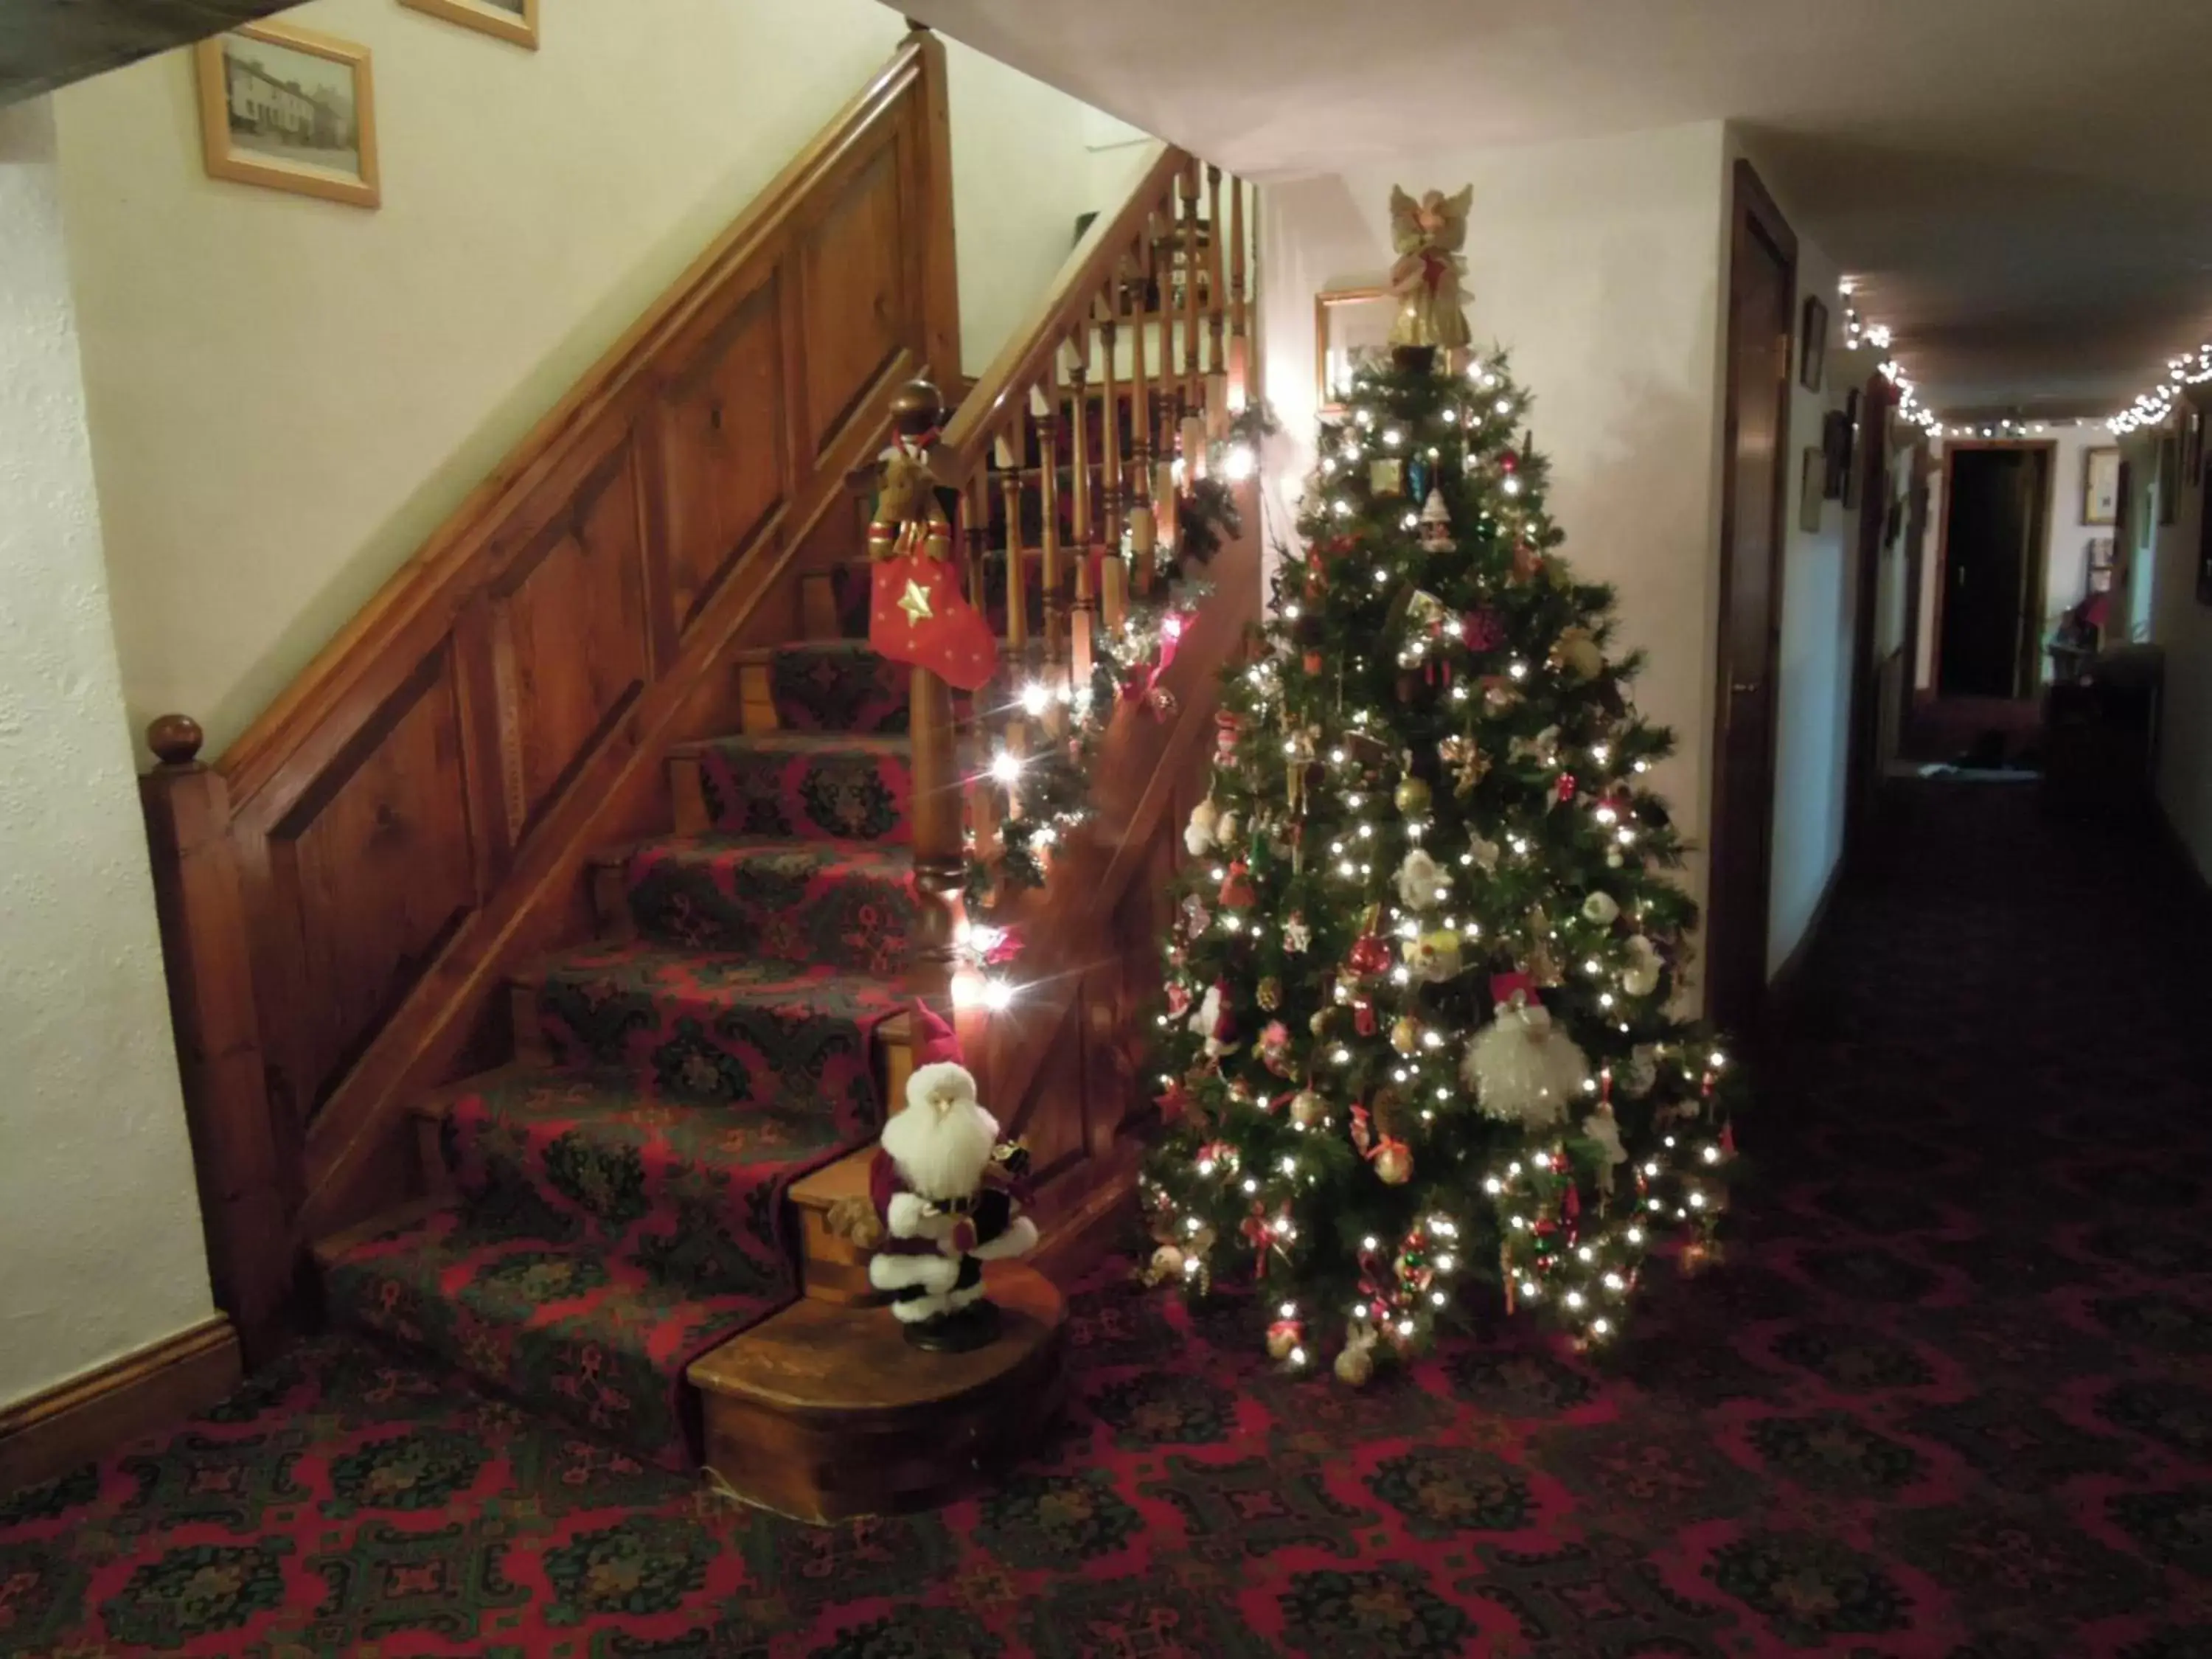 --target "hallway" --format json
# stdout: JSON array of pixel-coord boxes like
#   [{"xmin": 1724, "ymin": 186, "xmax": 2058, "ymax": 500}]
[{"xmin": 3, "ymin": 782, "xmax": 2210, "ymax": 1655}]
